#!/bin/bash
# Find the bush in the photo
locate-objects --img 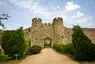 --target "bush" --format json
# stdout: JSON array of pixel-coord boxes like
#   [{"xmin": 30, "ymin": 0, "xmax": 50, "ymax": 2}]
[
  {"xmin": 72, "ymin": 25, "xmax": 95, "ymax": 61},
  {"xmin": 26, "ymin": 45, "xmax": 42, "ymax": 55},
  {"xmin": 64, "ymin": 43, "xmax": 74, "ymax": 55},
  {"xmin": 1, "ymin": 27, "xmax": 26, "ymax": 59},
  {"xmin": 53, "ymin": 43, "xmax": 74, "ymax": 55}
]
